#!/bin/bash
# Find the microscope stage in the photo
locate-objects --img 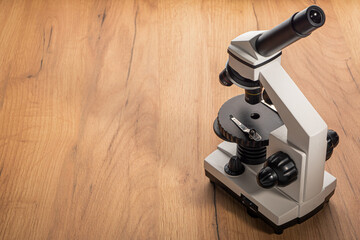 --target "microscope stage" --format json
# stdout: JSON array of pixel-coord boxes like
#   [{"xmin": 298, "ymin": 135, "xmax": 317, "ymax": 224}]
[{"xmin": 204, "ymin": 141, "xmax": 336, "ymax": 234}]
